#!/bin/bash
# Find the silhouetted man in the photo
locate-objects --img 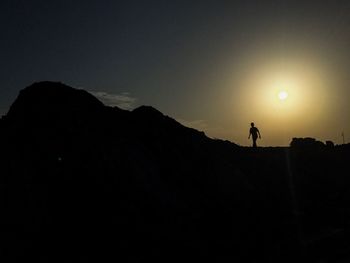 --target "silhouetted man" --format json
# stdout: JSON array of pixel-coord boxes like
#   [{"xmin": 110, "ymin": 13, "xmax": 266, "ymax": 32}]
[{"xmin": 248, "ymin": 122, "xmax": 261, "ymax": 148}]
